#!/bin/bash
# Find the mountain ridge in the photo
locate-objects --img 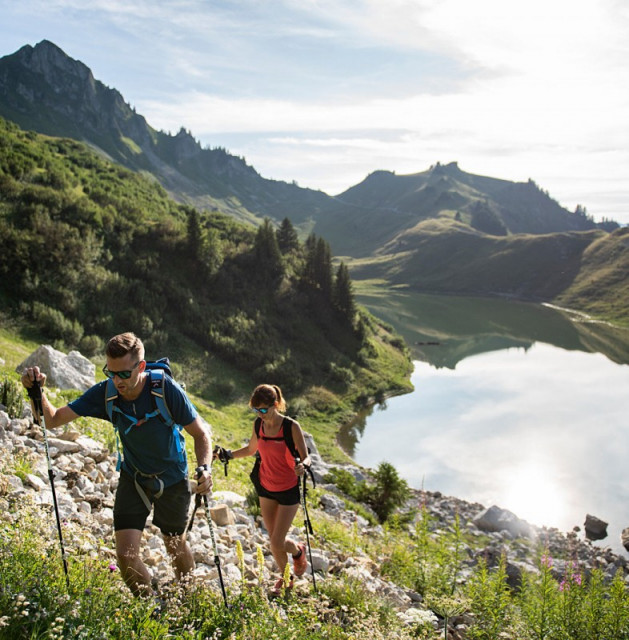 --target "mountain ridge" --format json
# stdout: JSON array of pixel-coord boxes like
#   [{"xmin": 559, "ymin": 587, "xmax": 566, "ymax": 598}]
[{"xmin": 1, "ymin": 40, "xmax": 626, "ymax": 325}]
